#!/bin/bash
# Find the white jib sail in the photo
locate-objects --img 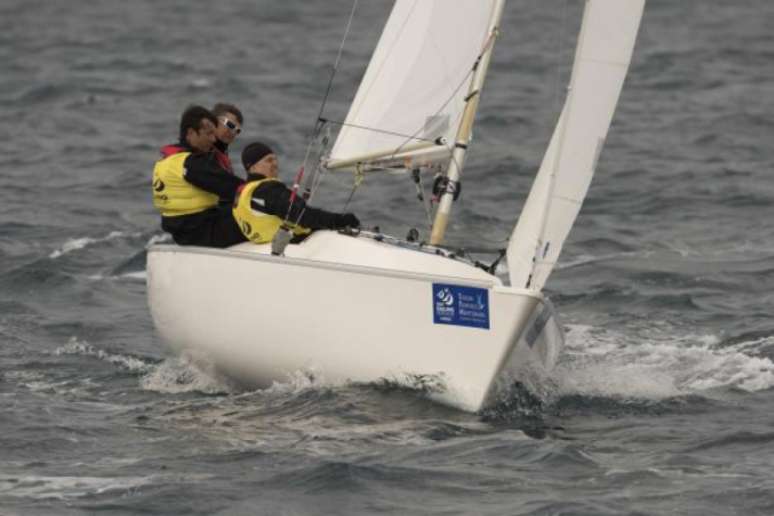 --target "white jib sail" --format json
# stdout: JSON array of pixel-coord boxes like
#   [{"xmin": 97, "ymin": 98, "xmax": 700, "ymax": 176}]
[
  {"xmin": 328, "ymin": 0, "xmax": 498, "ymax": 170},
  {"xmin": 507, "ymin": 0, "xmax": 646, "ymax": 290}
]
